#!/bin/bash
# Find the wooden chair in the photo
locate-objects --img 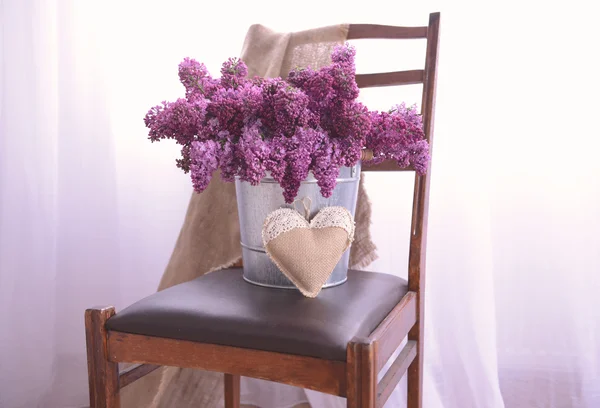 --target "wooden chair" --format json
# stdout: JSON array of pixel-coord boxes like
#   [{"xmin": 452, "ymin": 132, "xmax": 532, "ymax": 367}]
[{"xmin": 85, "ymin": 12, "xmax": 440, "ymax": 408}]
